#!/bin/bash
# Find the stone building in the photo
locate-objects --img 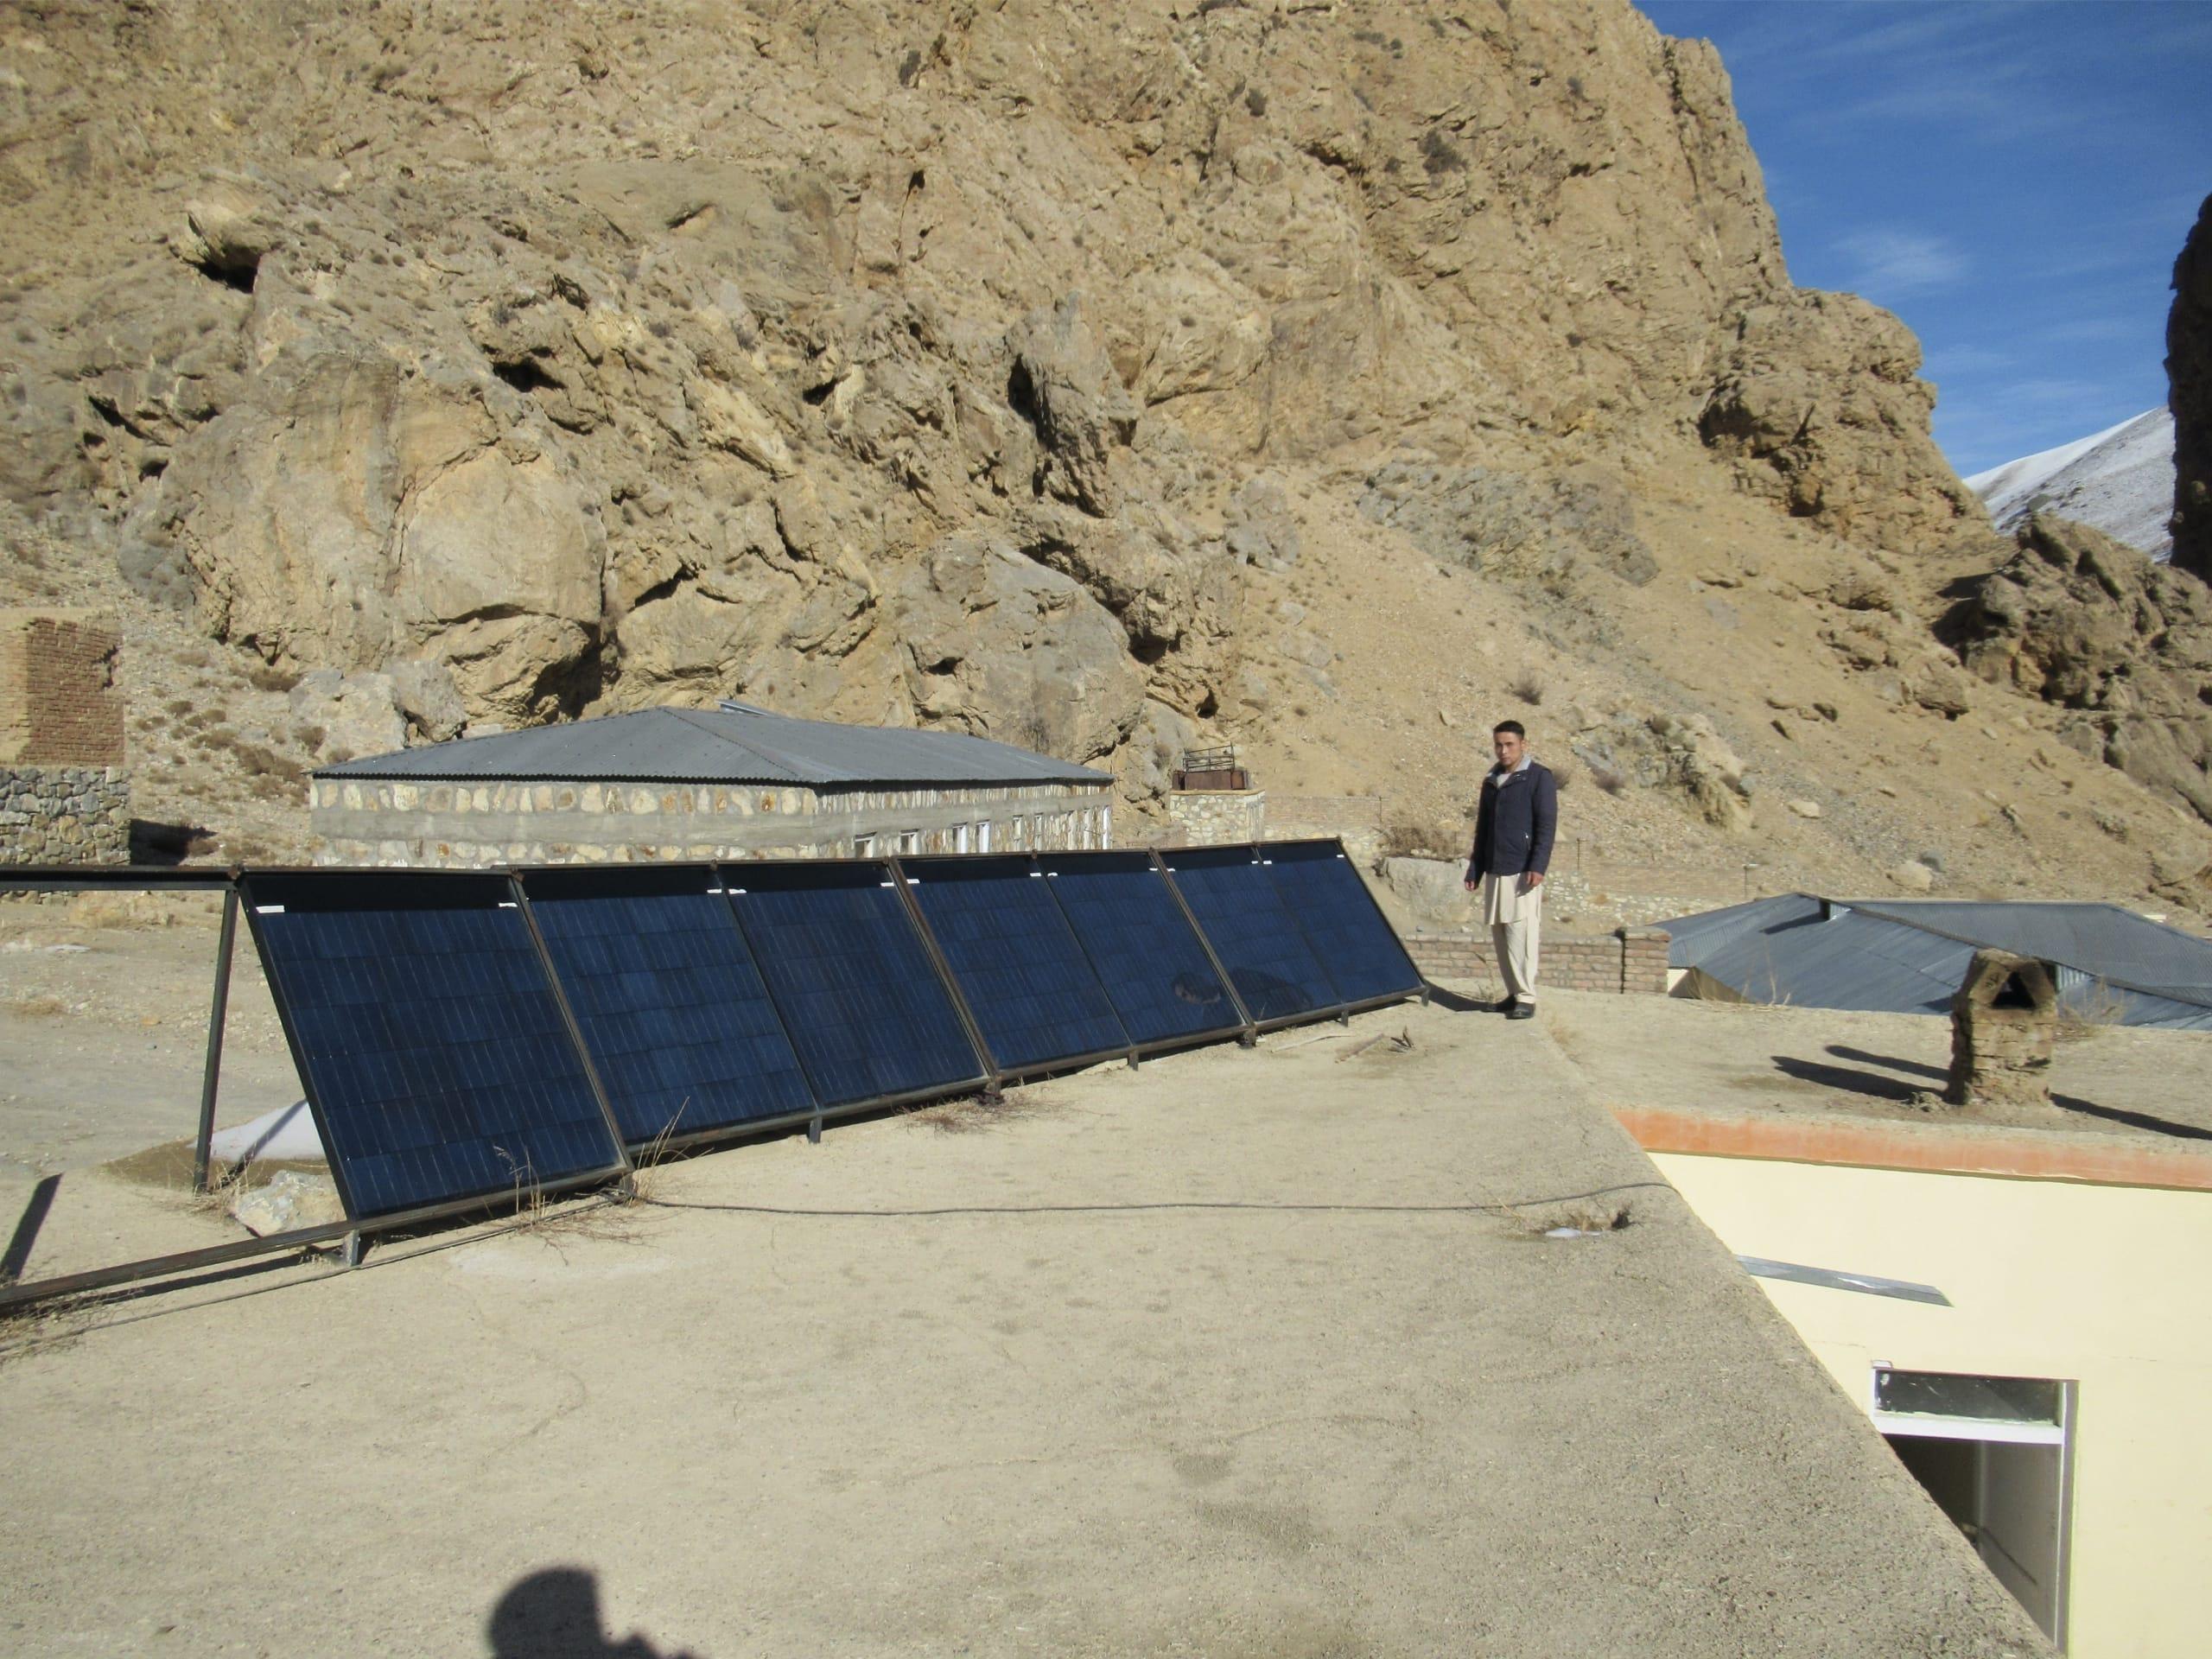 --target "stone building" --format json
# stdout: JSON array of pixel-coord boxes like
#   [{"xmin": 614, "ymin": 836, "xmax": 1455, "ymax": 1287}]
[
  {"xmin": 310, "ymin": 702, "xmax": 1114, "ymax": 867},
  {"xmin": 0, "ymin": 608, "xmax": 129, "ymax": 866}
]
